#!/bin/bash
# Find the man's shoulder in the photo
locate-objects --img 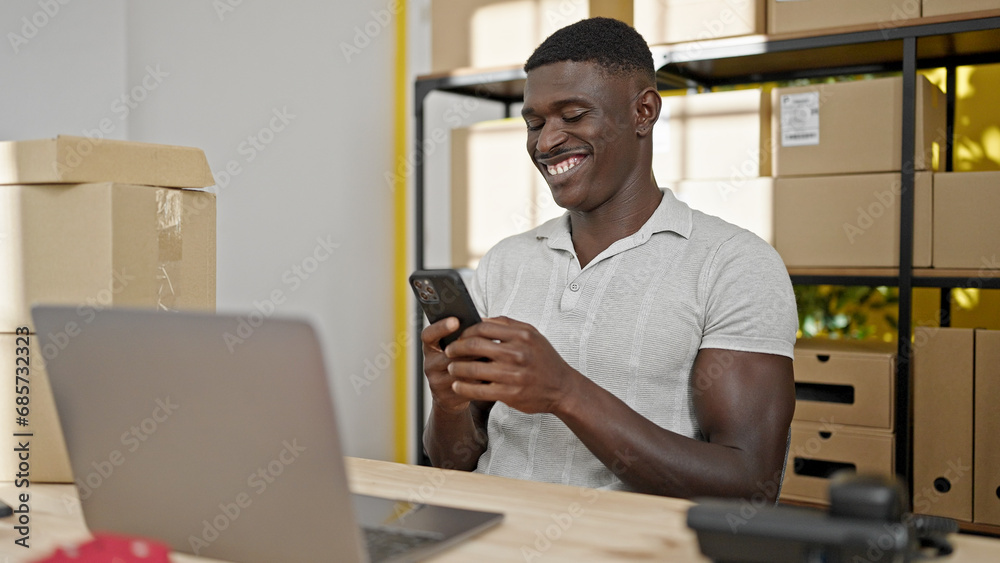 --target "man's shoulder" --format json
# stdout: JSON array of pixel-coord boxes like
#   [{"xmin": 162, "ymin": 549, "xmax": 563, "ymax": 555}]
[
  {"xmin": 488, "ymin": 215, "xmax": 565, "ymax": 255},
  {"xmin": 686, "ymin": 207, "xmax": 769, "ymax": 252}
]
